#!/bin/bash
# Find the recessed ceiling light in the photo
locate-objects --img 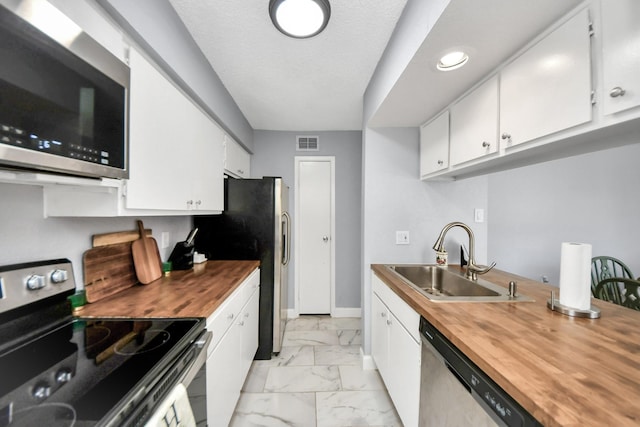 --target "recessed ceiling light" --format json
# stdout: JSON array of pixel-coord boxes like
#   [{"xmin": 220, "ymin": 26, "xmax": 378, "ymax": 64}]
[
  {"xmin": 269, "ymin": 0, "xmax": 331, "ymax": 39},
  {"xmin": 437, "ymin": 51, "xmax": 469, "ymax": 71}
]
